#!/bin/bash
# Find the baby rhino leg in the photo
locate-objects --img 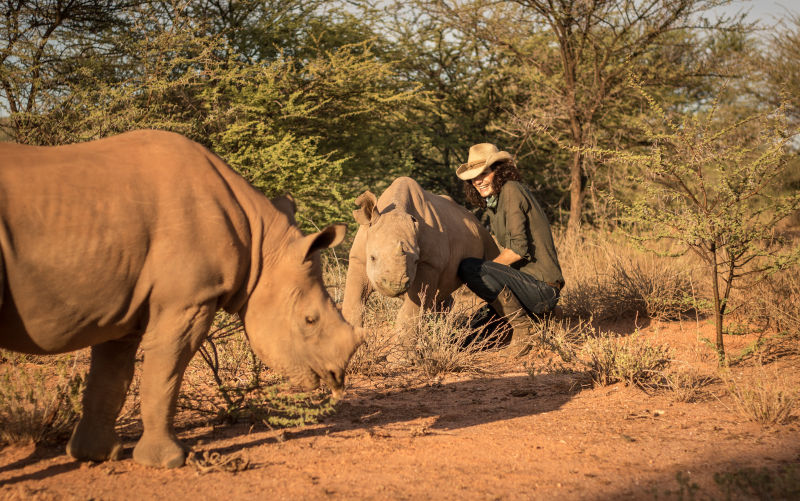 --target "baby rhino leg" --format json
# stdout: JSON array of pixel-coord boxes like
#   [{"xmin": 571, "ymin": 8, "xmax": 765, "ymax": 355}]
[
  {"xmin": 67, "ymin": 335, "xmax": 140, "ymax": 462},
  {"xmin": 133, "ymin": 302, "xmax": 215, "ymax": 468}
]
